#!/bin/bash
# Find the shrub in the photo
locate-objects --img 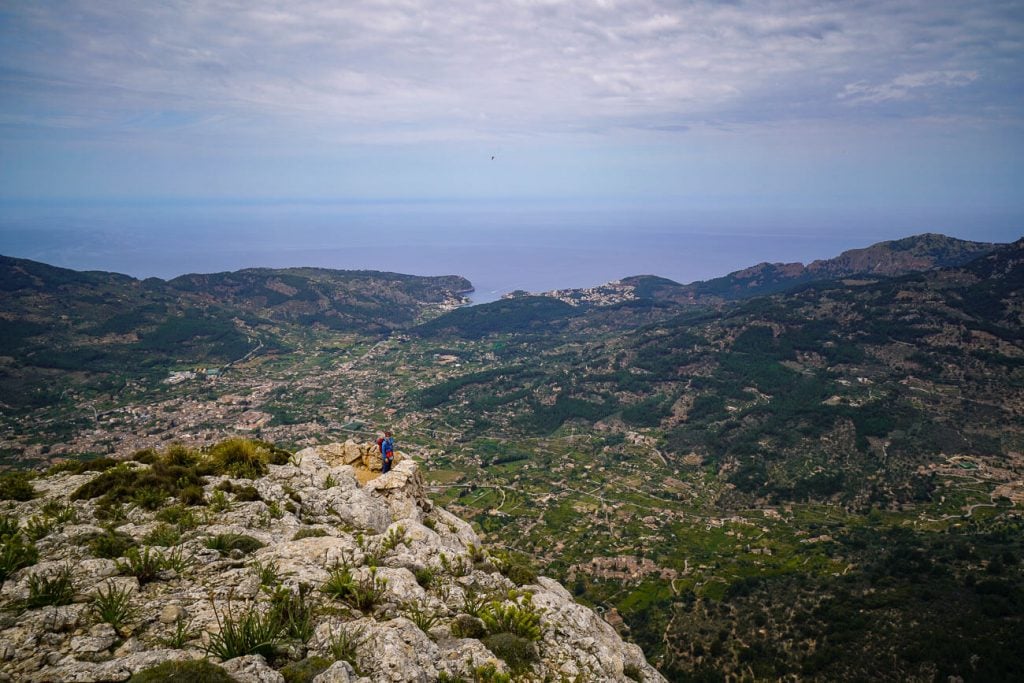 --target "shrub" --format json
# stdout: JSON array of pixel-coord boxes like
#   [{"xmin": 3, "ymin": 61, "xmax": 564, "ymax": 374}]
[
  {"xmin": 92, "ymin": 581, "xmax": 137, "ymax": 629},
  {"xmin": 162, "ymin": 444, "xmax": 200, "ymax": 468},
  {"xmin": 40, "ymin": 500, "xmax": 78, "ymax": 523},
  {"xmin": 267, "ymin": 583, "xmax": 316, "ymax": 642},
  {"xmin": 155, "ymin": 505, "xmax": 200, "ymax": 529},
  {"xmin": 130, "ymin": 448, "xmax": 160, "ymax": 465},
  {"xmin": 24, "ymin": 516, "xmax": 55, "ymax": 542},
  {"xmin": 321, "ymin": 563, "xmax": 356, "ymax": 601},
  {"xmin": 46, "ymin": 457, "xmax": 119, "ymax": 476},
  {"xmin": 481, "ymin": 633, "xmax": 538, "ymax": 674},
  {"xmin": 0, "ymin": 471, "xmax": 36, "ymax": 501},
  {"xmin": 204, "ymin": 533, "xmax": 264, "ymax": 556},
  {"xmin": 481, "ymin": 596, "xmax": 543, "ymax": 641},
  {"xmin": 205, "ymin": 596, "xmax": 282, "ymax": 661},
  {"xmin": 128, "ymin": 659, "xmax": 234, "ymax": 683},
  {"xmin": 86, "ymin": 528, "xmax": 136, "ymax": 559},
  {"xmin": 207, "ymin": 439, "xmax": 268, "ymax": 479},
  {"xmin": 117, "ymin": 547, "xmax": 188, "ymax": 584},
  {"xmin": 25, "ymin": 566, "xmax": 76, "ymax": 608},
  {"xmin": 233, "ymin": 485, "xmax": 262, "ymax": 502},
  {"xmin": 71, "ymin": 460, "xmax": 206, "ymax": 509},
  {"xmin": 450, "ymin": 614, "xmax": 487, "ymax": 639},
  {"xmin": 344, "ymin": 569, "xmax": 387, "ymax": 613},
  {"xmin": 132, "ymin": 487, "xmax": 166, "ymax": 511},
  {"xmin": 381, "ymin": 525, "xmax": 409, "ymax": 553},
  {"xmin": 461, "ymin": 588, "xmax": 491, "ymax": 618},
  {"xmin": 292, "ymin": 528, "xmax": 328, "ymax": 541},
  {"xmin": 414, "ymin": 566, "xmax": 437, "ymax": 589},
  {"xmin": 280, "ymin": 656, "xmax": 332, "ymax": 683},
  {"xmin": 143, "ymin": 523, "xmax": 182, "ymax": 547},
  {"xmin": 624, "ymin": 663, "xmax": 645, "ymax": 681},
  {"xmin": 208, "ymin": 490, "xmax": 231, "ymax": 512},
  {"xmin": 178, "ymin": 484, "xmax": 206, "ymax": 506},
  {"xmin": 0, "ymin": 515, "xmax": 17, "ymax": 537}
]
